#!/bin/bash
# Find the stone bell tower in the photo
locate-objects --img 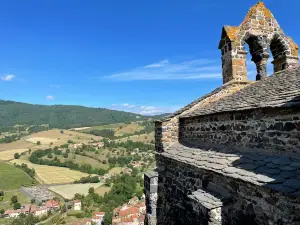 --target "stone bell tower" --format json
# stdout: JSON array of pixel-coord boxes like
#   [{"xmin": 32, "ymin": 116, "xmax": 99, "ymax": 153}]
[{"xmin": 218, "ymin": 2, "xmax": 299, "ymax": 83}]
